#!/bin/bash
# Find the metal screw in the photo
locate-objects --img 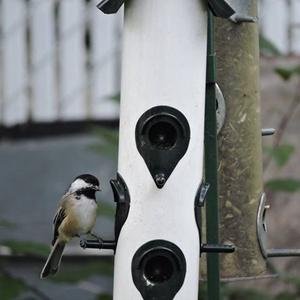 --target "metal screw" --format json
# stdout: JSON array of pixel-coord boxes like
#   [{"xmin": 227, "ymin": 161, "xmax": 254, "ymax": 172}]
[
  {"xmin": 155, "ymin": 173, "xmax": 166, "ymax": 188},
  {"xmin": 262, "ymin": 128, "xmax": 275, "ymax": 136}
]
